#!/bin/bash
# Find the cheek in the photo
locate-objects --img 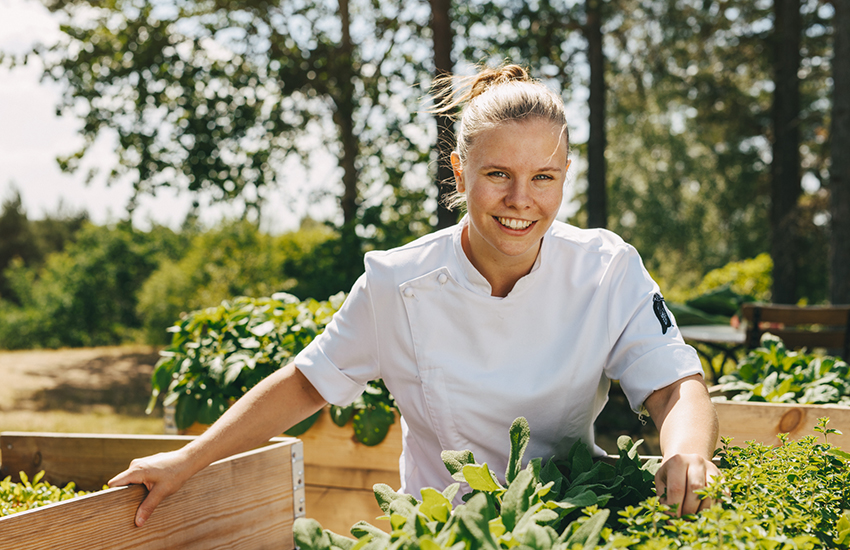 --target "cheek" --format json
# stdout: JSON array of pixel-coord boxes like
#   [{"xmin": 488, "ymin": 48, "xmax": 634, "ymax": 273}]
[{"xmin": 541, "ymin": 187, "xmax": 564, "ymax": 212}]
